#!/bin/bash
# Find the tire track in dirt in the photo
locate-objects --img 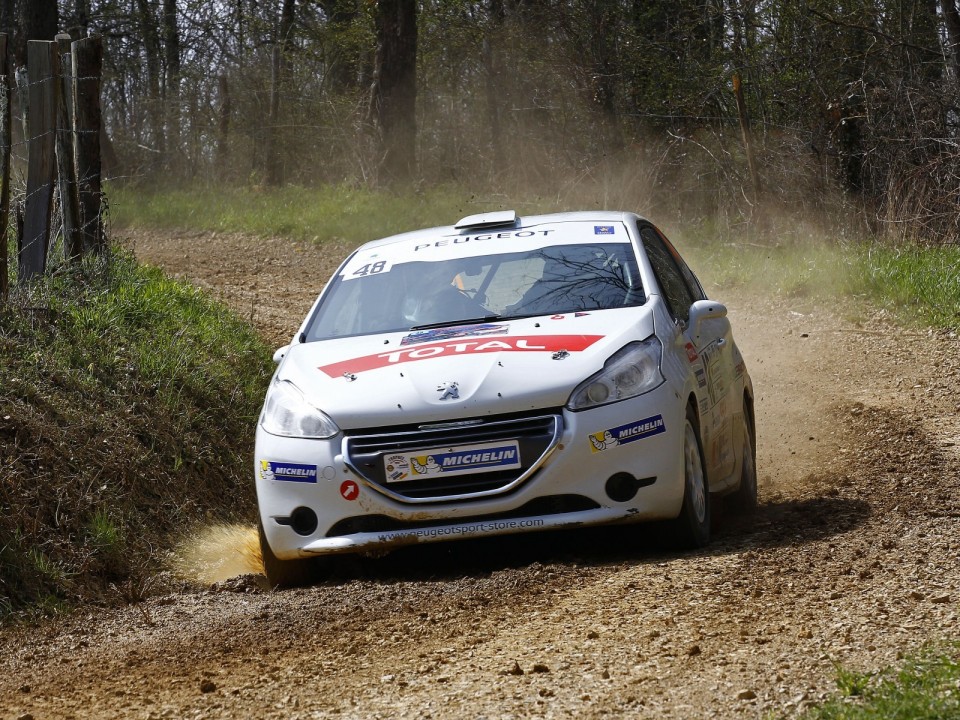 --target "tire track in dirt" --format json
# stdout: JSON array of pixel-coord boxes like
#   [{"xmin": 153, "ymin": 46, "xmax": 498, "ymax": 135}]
[{"xmin": 1, "ymin": 229, "xmax": 957, "ymax": 719}]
